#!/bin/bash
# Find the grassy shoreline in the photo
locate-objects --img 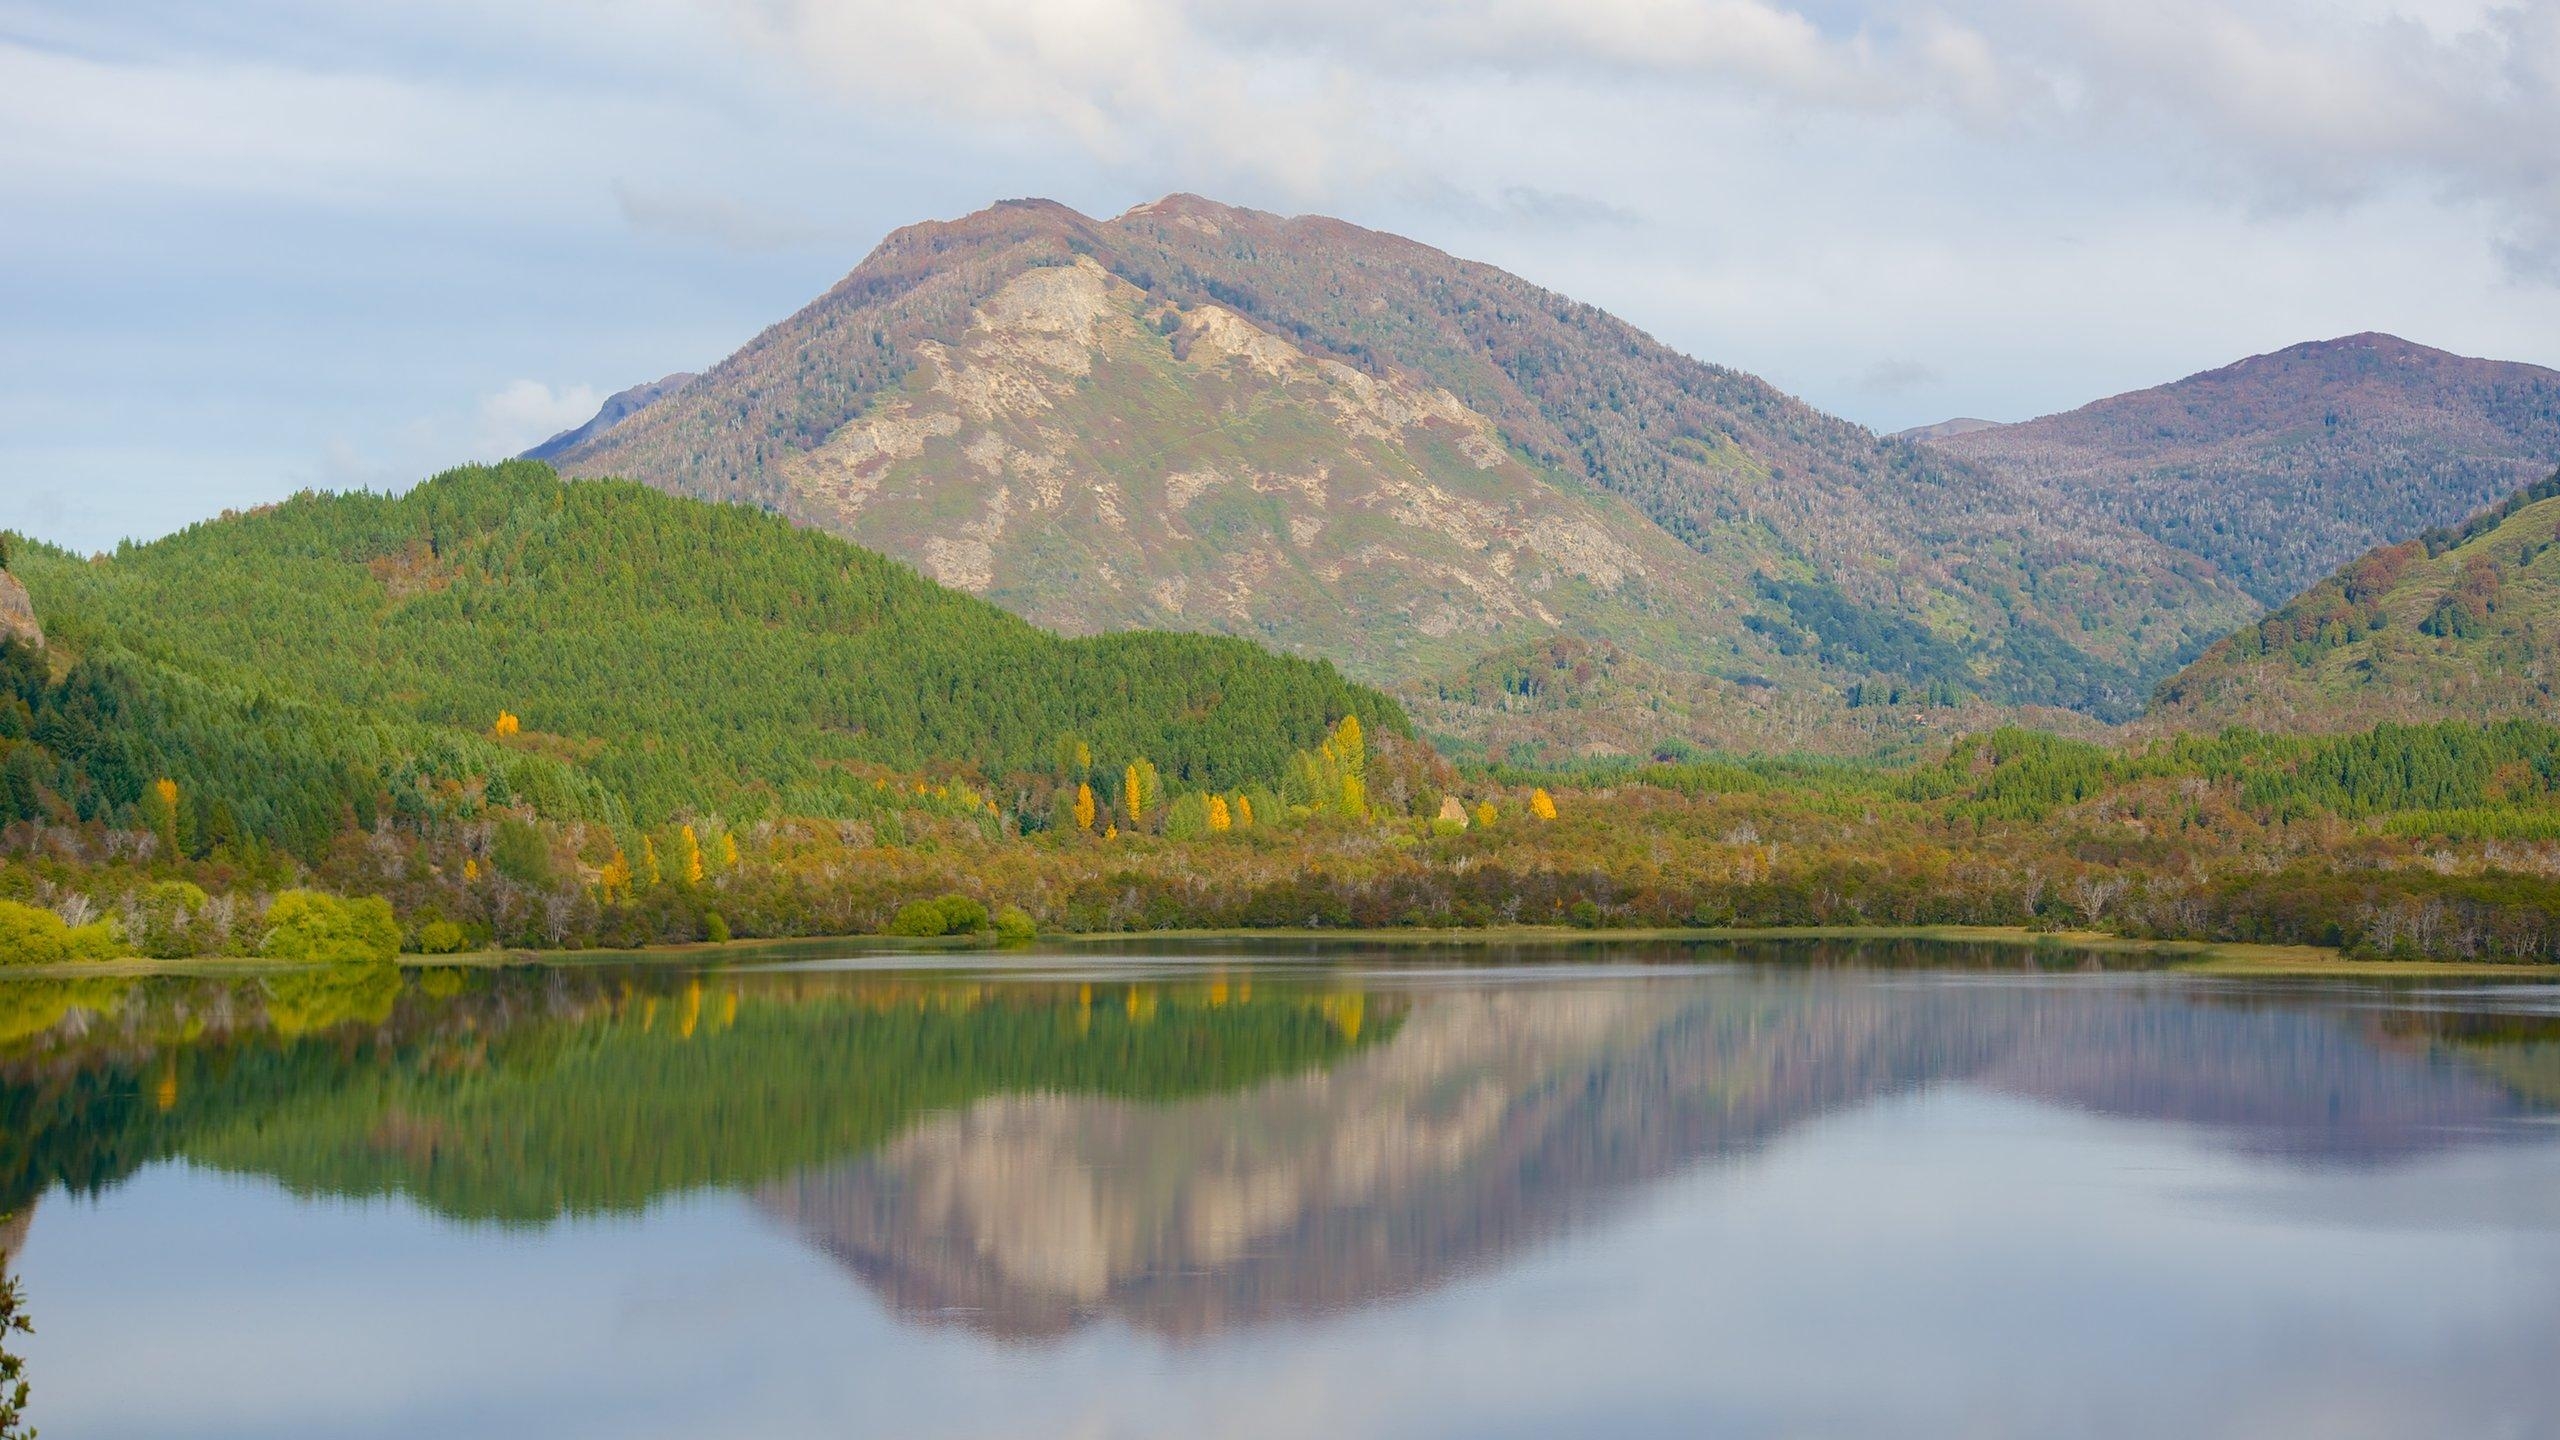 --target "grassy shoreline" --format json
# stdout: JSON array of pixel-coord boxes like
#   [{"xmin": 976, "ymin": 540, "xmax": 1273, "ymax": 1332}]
[{"xmin": 2, "ymin": 923, "xmax": 2545, "ymax": 980}]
